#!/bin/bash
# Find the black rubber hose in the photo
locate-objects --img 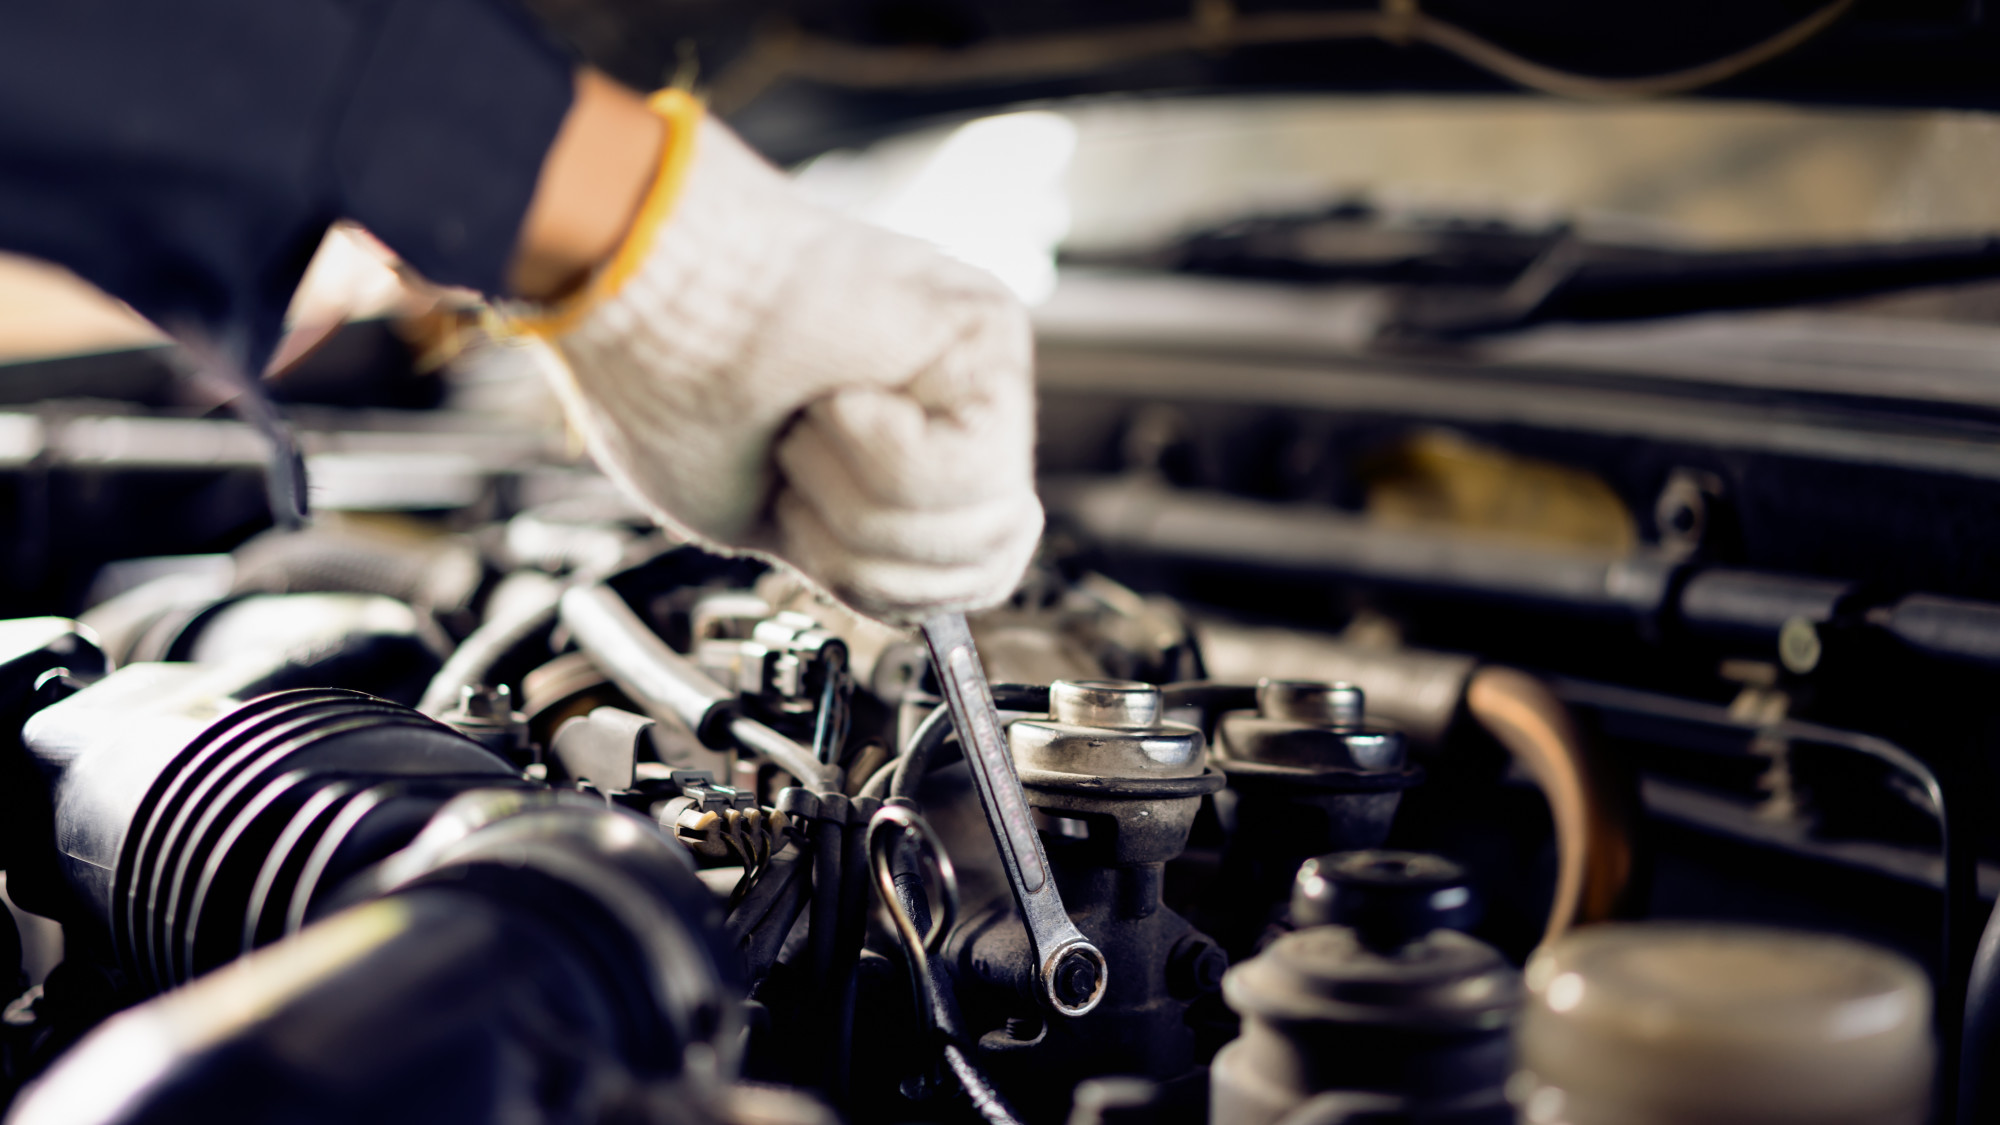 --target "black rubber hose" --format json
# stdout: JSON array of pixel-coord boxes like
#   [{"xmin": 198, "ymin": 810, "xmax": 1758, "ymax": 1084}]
[
  {"xmin": 889, "ymin": 705, "xmax": 956, "ymax": 804},
  {"xmin": 887, "ymin": 684, "xmax": 1051, "ymax": 804},
  {"xmin": 890, "ymin": 829, "xmax": 933, "ymax": 940},
  {"xmin": 726, "ymin": 843, "xmax": 813, "ymax": 982},
  {"xmin": 1962, "ymin": 903, "xmax": 2000, "ymax": 1122},
  {"xmin": 831, "ymin": 809, "xmax": 874, "ymax": 1103},
  {"xmin": 804, "ymin": 814, "xmax": 844, "ymax": 1088},
  {"xmin": 857, "ymin": 758, "xmax": 897, "ymax": 801},
  {"xmin": 988, "ymin": 684, "xmax": 1051, "ymax": 716},
  {"xmin": 1161, "ymin": 681, "xmax": 1260, "ymax": 742}
]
